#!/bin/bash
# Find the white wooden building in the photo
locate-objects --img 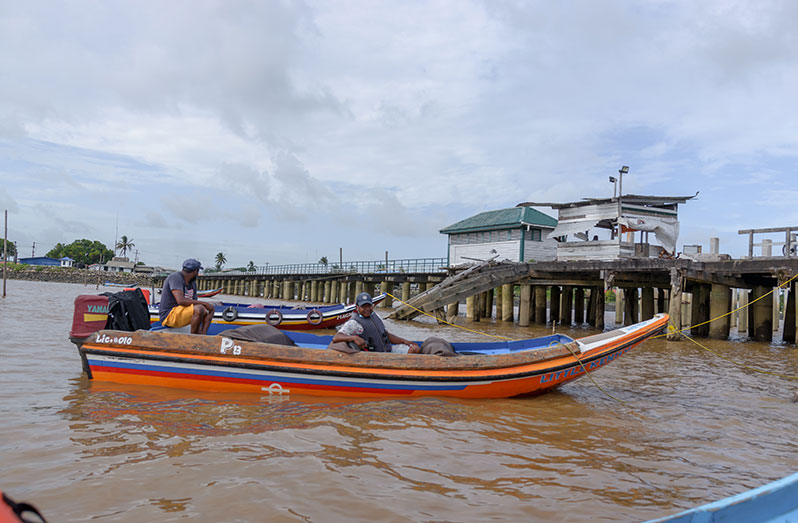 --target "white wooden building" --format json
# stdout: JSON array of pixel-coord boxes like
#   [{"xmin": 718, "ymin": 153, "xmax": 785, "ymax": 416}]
[
  {"xmin": 518, "ymin": 194, "xmax": 696, "ymax": 261},
  {"xmin": 440, "ymin": 207, "xmax": 558, "ymax": 266}
]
